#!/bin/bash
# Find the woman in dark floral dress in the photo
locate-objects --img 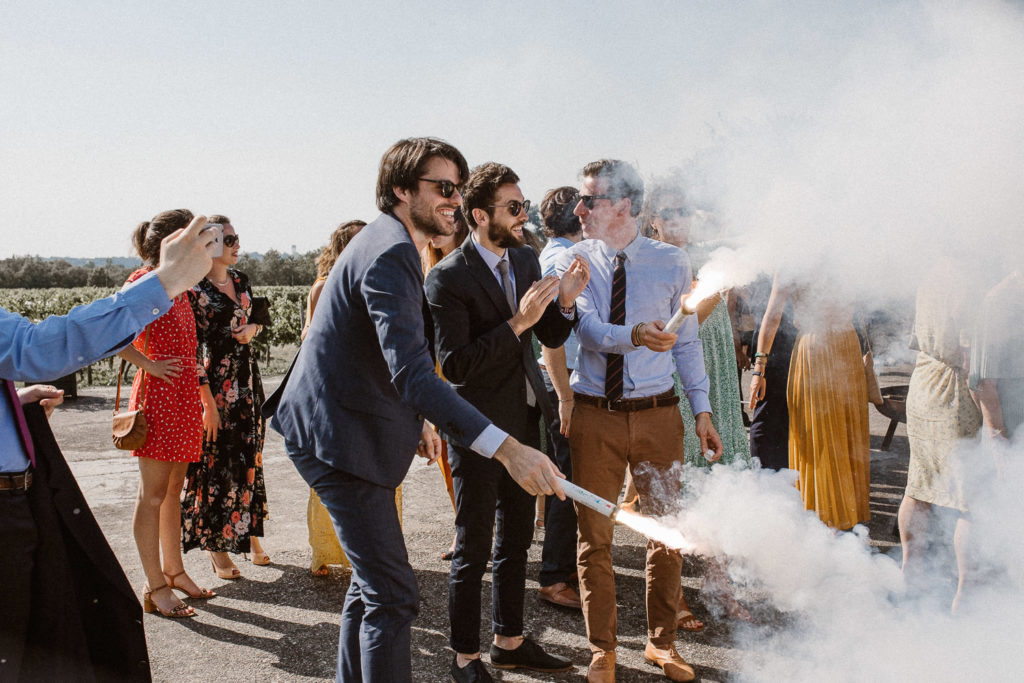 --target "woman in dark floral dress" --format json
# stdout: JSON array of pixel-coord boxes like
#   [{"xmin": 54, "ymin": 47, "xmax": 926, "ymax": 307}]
[{"xmin": 181, "ymin": 217, "xmax": 269, "ymax": 580}]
